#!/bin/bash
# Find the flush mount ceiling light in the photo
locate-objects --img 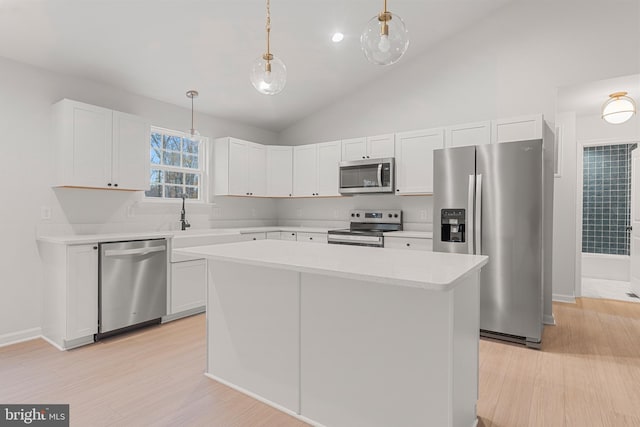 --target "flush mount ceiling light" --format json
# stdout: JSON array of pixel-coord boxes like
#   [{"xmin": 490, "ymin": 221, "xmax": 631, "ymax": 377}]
[
  {"xmin": 250, "ymin": 0, "xmax": 286, "ymax": 95},
  {"xmin": 332, "ymin": 32, "xmax": 344, "ymax": 43},
  {"xmin": 360, "ymin": 0, "xmax": 409, "ymax": 66},
  {"xmin": 602, "ymin": 91, "xmax": 637, "ymax": 124},
  {"xmin": 185, "ymin": 90, "xmax": 200, "ymax": 139}
]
